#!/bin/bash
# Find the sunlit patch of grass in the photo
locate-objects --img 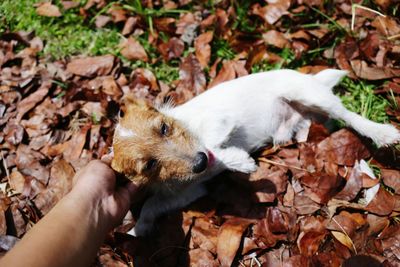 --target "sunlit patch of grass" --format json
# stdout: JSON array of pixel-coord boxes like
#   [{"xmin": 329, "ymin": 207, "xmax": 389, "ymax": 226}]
[
  {"xmin": 0, "ymin": 0, "xmax": 122, "ymax": 59},
  {"xmin": 338, "ymin": 77, "xmax": 390, "ymax": 123},
  {"xmin": 212, "ymin": 39, "xmax": 236, "ymax": 61}
]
